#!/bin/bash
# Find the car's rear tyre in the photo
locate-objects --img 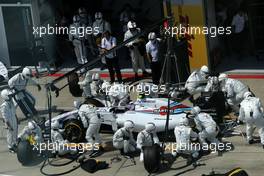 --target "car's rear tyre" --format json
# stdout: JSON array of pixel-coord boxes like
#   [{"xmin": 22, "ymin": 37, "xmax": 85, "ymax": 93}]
[
  {"xmin": 143, "ymin": 144, "xmax": 161, "ymax": 174},
  {"xmin": 63, "ymin": 119, "xmax": 85, "ymax": 143}
]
